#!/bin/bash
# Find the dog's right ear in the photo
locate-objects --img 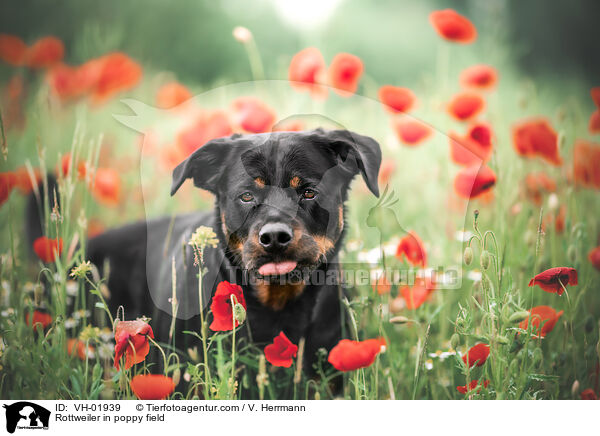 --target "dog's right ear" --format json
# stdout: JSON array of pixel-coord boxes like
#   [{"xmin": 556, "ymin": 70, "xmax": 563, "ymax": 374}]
[{"xmin": 170, "ymin": 135, "xmax": 245, "ymax": 196}]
